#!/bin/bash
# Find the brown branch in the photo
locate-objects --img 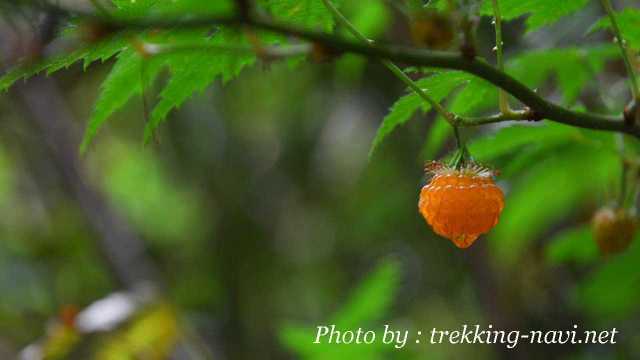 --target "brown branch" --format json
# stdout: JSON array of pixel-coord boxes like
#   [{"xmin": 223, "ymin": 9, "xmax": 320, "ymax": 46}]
[{"xmin": 15, "ymin": 3, "xmax": 640, "ymax": 137}]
